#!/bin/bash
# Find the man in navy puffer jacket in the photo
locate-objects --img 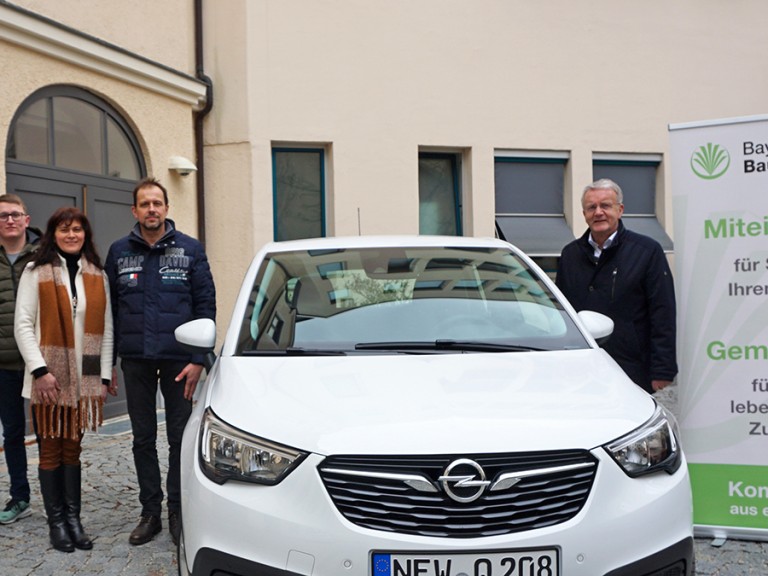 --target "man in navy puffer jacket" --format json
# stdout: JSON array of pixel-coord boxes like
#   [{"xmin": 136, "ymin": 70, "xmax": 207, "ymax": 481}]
[
  {"xmin": 105, "ymin": 177, "xmax": 215, "ymax": 547},
  {"xmin": 556, "ymin": 178, "xmax": 677, "ymax": 395}
]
